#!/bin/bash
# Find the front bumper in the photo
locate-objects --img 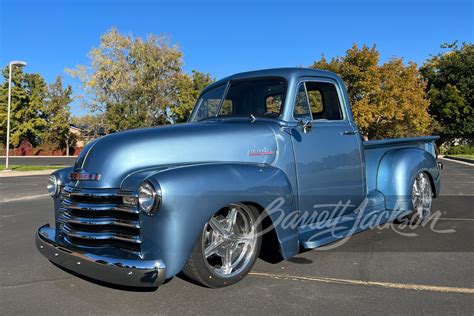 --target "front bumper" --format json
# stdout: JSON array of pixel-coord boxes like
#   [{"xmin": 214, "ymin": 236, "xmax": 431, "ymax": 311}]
[{"xmin": 36, "ymin": 224, "xmax": 166, "ymax": 287}]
